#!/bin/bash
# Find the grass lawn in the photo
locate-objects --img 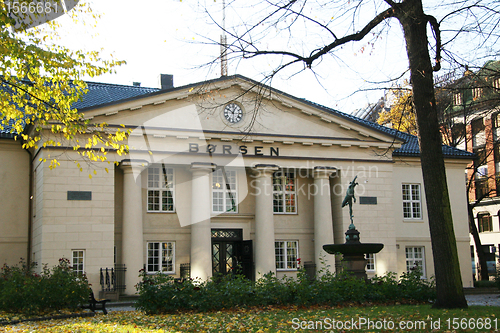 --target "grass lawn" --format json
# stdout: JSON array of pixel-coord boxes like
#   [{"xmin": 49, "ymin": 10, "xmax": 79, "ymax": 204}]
[{"xmin": 1, "ymin": 304, "xmax": 499, "ymax": 332}]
